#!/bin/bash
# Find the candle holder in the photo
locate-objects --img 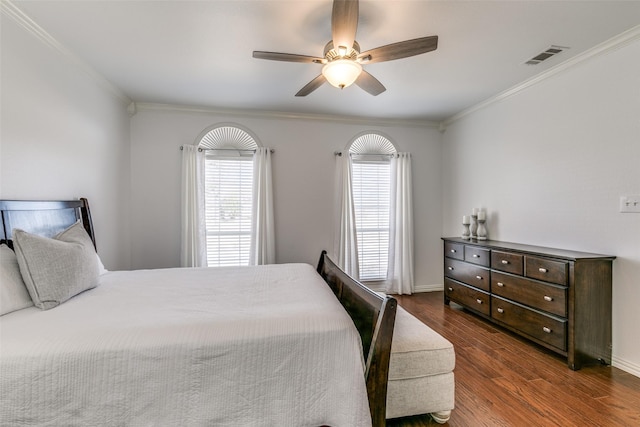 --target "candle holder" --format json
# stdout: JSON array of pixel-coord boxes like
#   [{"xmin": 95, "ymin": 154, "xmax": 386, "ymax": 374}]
[
  {"xmin": 470, "ymin": 214, "xmax": 478, "ymax": 239},
  {"xmin": 462, "ymin": 216, "xmax": 471, "ymax": 240},
  {"xmin": 477, "ymin": 216, "xmax": 487, "ymax": 240}
]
